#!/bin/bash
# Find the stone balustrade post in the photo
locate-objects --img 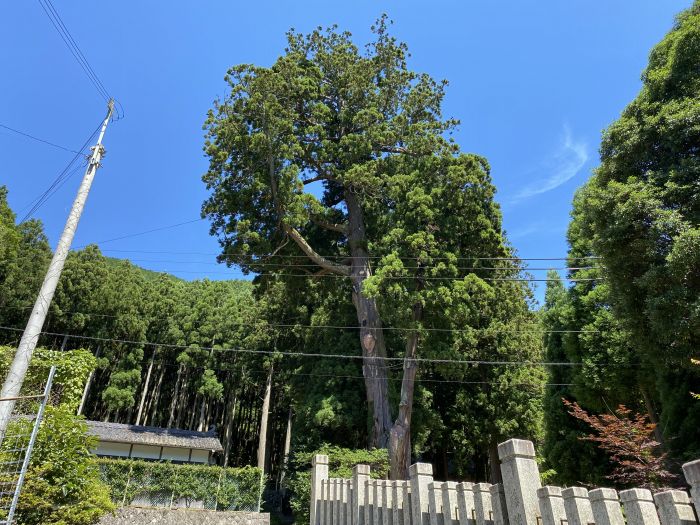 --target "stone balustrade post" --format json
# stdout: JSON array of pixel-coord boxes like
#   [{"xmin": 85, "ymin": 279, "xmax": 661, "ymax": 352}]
[
  {"xmin": 498, "ymin": 439, "xmax": 541, "ymax": 525},
  {"xmin": 537, "ymin": 486, "xmax": 566, "ymax": 525},
  {"xmin": 562, "ymin": 487, "xmax": 594, "ymax": 525},
  {"xmin": 374, "ymin": 480, "xmax": 385, "ymax": 525},
  {"xmin": 589, "ymin": 488, "xmax": 624, "ymax": 525},
  {"xmin": 683, "ymin": 460, "xmax": 700, "ymax": 512},
  {"xmin": 620, "ymin": 489, "xmax": 661, "ymax": 525},
  {"xmin": 365, "ymin": 480, "xmax": 376, "ymax": 525},
  {"xmin": 353, "ymin": 464, "xmax": 371, "ymax": 525},
  {"xmin": 490, "ymin": 484, "xmax": 509, "ymax": 525},
  {"xmin": 411, "ymin": 463, "xmax": 434, "ymax": 525},
  {"xmin": 474, "ymin": 483, "xmax": 494, "ymax": 525},
  {"xmin": 654, "ymin": 490, "xmax": 698, "ymax": 525},
  {"xmin": 442, "ymin": 482, "xmax": 459, "ymax": 525},
  {"xmin": 383, "ymin": 481, "xmax": 394, "ymax": 525},
  {"xmin": 429, "ymin": 482, "xmax": 444, "ymax": 525},
  {"xmin": 457, "ymin": 482, "xmax": 476, "ymax": 525},
  {"xmin": 311, "ymin": 454, "xmax": 329, "ymax": 525}
]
